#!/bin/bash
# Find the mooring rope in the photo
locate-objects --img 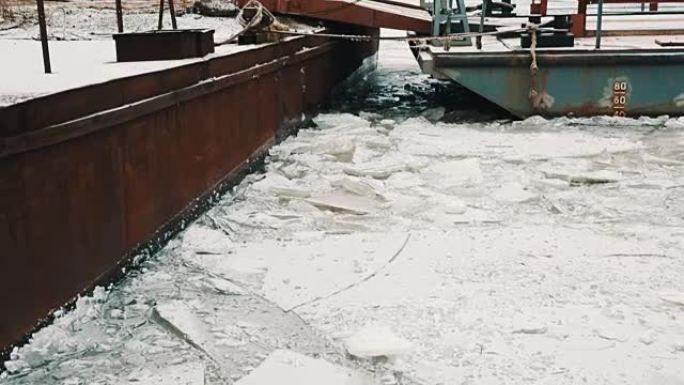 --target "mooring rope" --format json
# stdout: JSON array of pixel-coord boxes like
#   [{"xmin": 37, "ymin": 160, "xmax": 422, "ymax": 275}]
[
  {"xmin": 528, "ymin": 24, "xmax": 539, "ymax": 106},
  {"xmin": 265, "ymin": 26, "xmax": 563, "ymax": 43},
  {"xmin": 215, "ymin": 0, "xmax": 270, "ymax": 46},
  {"xmin": 526, "ymin": 24, "xmax": 552, "ymax": 111}
]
